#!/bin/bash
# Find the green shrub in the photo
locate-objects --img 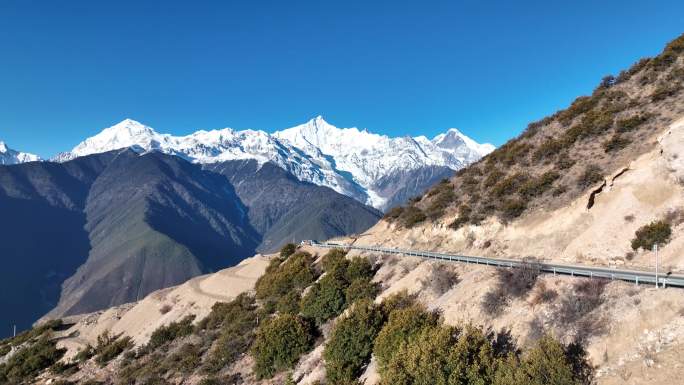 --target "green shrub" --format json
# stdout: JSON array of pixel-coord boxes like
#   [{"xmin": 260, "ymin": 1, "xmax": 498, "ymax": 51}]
[
  {"xmin": 373, "ymin": 304, "xmax": 440, "ymax": 371},
  {"xmin": 492, "ymin": 173, "xmax": 529, "ymax": 197},
  {"xmin": 300, "ymin": 273, "xmax": 347, "ymax": 325},
  {"xmin": 603, "ymin": 134, "xmax": 631, "ymax": 152},
  {"xmin": 533, "ymin": 138, "xmax": 564, "ymax": 161},
  {"xmin": 201, "ymin": 294, "xmax": 258, "ymax": 372},
  {"xmin": 255, "ymin": 251, "xmax": 317, "ymax": 304},
  {"xmin": 94, "ymin": 331, "xmax": 133, "ymax": 366},
  {"xmin": 577, "ymin": 165, "xmax": 603, "ymax": 189},
  {"xmin": 251, "ymin": 314, "xmax": 314, "ymax": 379},
  {"xmin": 484, "ymin": 169, "xmax": 505, "ymax": 187},
  {"xmin": 500, "ymin": 199, "xmax": 526, "ymax": 221},
  {"xmin": 0, "ymin": 337, "xmax": 66, "ymax": 383},
  {"xmin": 616, "ymin": 114, "xmax": 651, "ymax": 132},
  {"xmin": 509, "ymin": 335, "xmax": 581, "ymax": 385},
  {"xmin": 280, "ymin": 243, "xmax": 297, "ymax": 259},
  {"xmin": 321, "ymin": 248, "xmax": 348, "ymax": 272},
  {"xmin": 651, "ymin": 82, "xmax": 680, "ymax": 102},
  {"xmin": 276, "ymin": 290, "xmax": 302, "ymax": 314},
  {"xmin": 324, "ymin": 300, "xmax": 385, "ymax": 383},
  {"xmin": 519, "ymin": 171, "xmax": 560, "ymax": 197},
  {"xmin": 74, "ymin": 344, "xmax": 95, "ymax": 362},
  {"xmin": 345, "ymin": 278, "xmax": 380, "ymax": 304},
  {"xmin": 163, "ymin": 343, "xmax": 201, "ymax": 374},
  {"xmin": 400, "ymin": 206, "xmax": 427, "ymax": 228},
  {"xmin": 346, "ymin": 256, "xmax": 374, "ymax": 281},
  {"xmin": 196, "ymin": 293, "xmax": 256, "ymax": 331},
  {"xmin": 380, "ymin": 325, "xmax": 498, "ymax": 385},
  {"xmin": 557, "ymin": 95, "xmax": 598, "ymax": 125},
  {"xmin": 147, "ymin": 315, "xmax": 195, "ymax": 350},
  {"xmin": 631, "ymin": 220, "xmax": 672, "ymax": 250}
]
